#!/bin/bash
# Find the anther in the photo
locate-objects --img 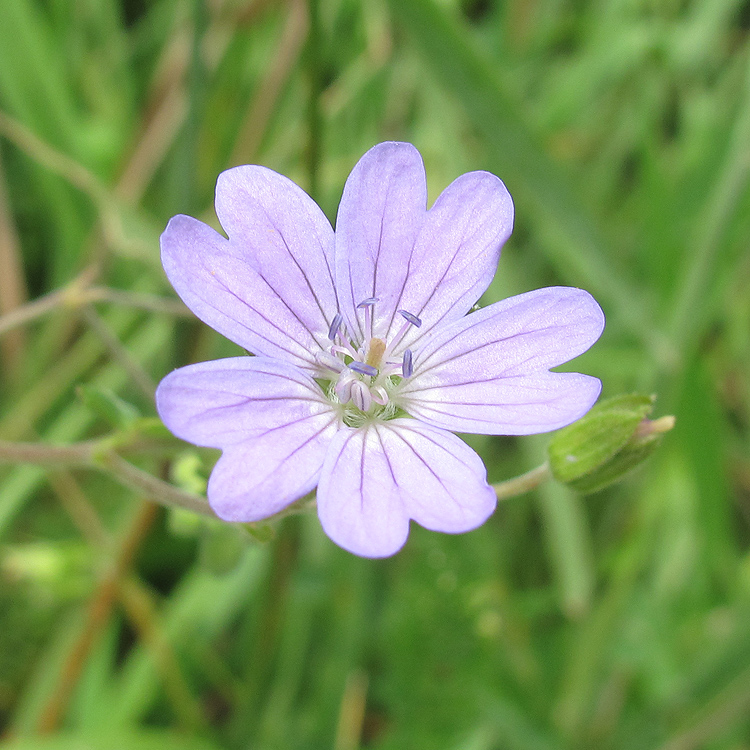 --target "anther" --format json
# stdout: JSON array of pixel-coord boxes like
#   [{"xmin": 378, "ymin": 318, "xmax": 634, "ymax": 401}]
[
  {"xmin": 398, "ymin": 309, "xmax": 422, "ymax": 328},
  {"xmin": 402, "ymin": 349, "xmax": 413, "ymax": 378},
  {"xmin": 349, "ymin": 361, "xmax": 378, "ymax": 377},
  {"xmin": 335, "ymin": 372, "xmax": 354, "ymax": 403},
  {"xmin": 327, "ymin": 313, "xmax": 343, "ymax": 341},
  {"xmin": 357, "ymin": 297, "xmax": 379, "ymax": 308},
  {"xmin": 351, "ymin": 380, "xmax": 372, "ymax": 412}
]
